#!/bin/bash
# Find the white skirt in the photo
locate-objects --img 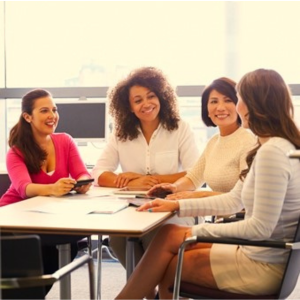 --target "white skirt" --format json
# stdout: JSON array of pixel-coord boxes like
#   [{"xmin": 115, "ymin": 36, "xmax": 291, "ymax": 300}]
[{"xmin": 210, "ymin": 243, "xmax": 285, "ymax": 295}]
